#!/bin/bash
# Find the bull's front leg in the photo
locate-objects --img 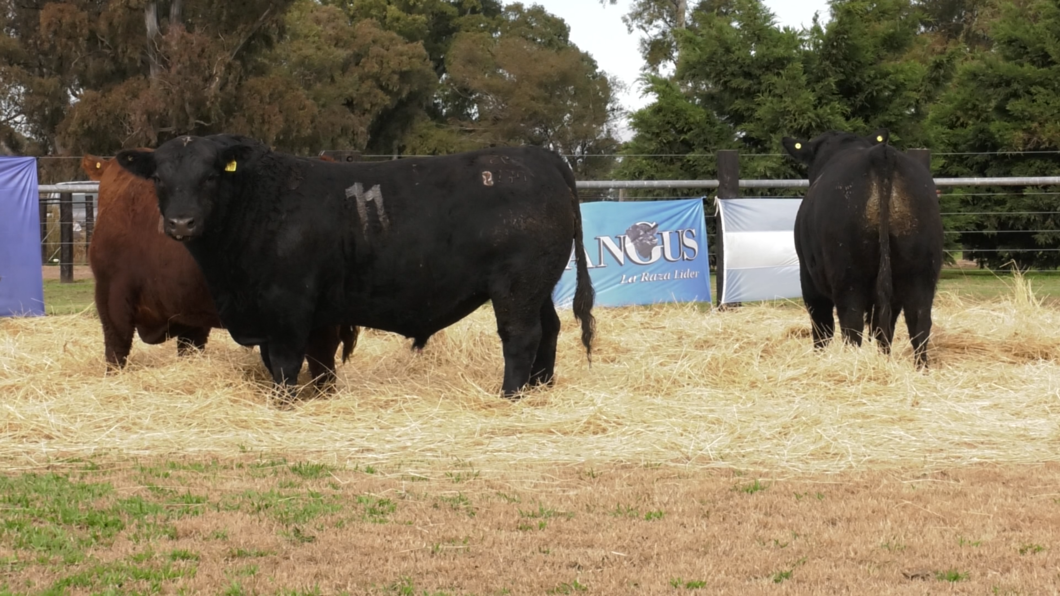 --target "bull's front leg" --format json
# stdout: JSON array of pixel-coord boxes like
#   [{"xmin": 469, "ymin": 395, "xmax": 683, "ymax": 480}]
[{"xmin": 264, "ymin": 335, "xmax": 309, "ymax": 406}]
